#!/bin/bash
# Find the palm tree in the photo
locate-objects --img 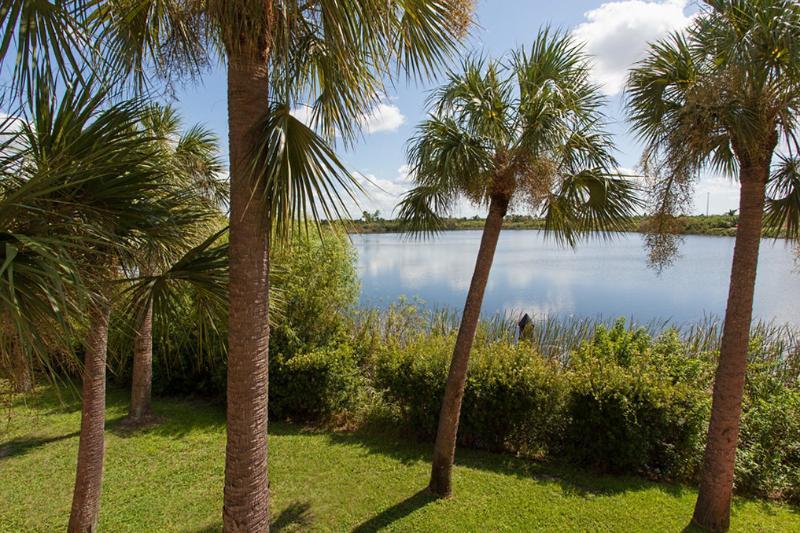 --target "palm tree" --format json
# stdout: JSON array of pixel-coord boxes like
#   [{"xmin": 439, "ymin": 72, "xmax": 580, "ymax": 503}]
[
  {"xmin": 0, "ymin": 117, "xmax": 84, "ymax": 395},
  {"xmin": 125, "ymin": 103, "xmax": 225, "ymax": 424},
  {"xmin": 123, "ymin": 226, "xmax": 229, "ymax": 421},
  {"xmin": 625, "ymin": 1, "xmax": 800, "ymax": 530},
  {"xmin": 2, "ymin": 2, "xmax": 473, "ymax": 529},
  {"xmin": 99, "ymin": 3, "xmax": 473, "ymax": 529},
  {"xmin": 0, "ymin": 72, "xmax": 203, "ymax": 531},
  {"xmin": 397, "ymin": 30, "xmax": 641, "ymax": 498}
]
